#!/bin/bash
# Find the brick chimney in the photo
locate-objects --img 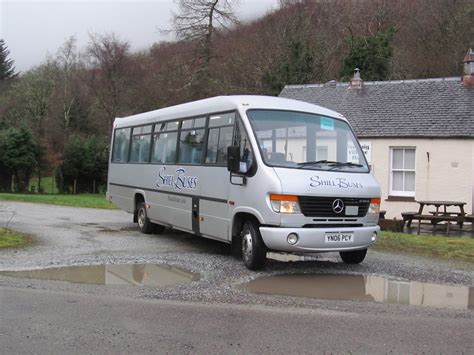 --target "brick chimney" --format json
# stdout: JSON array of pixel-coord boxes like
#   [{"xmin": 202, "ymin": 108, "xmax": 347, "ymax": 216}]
[
  {"xmin": 350, "ymin": 68, "xmax": 363, "ymax": 90},
  {"xmin": 462, "ymin": 48, "xmax": 474, "ymax": 87}
]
